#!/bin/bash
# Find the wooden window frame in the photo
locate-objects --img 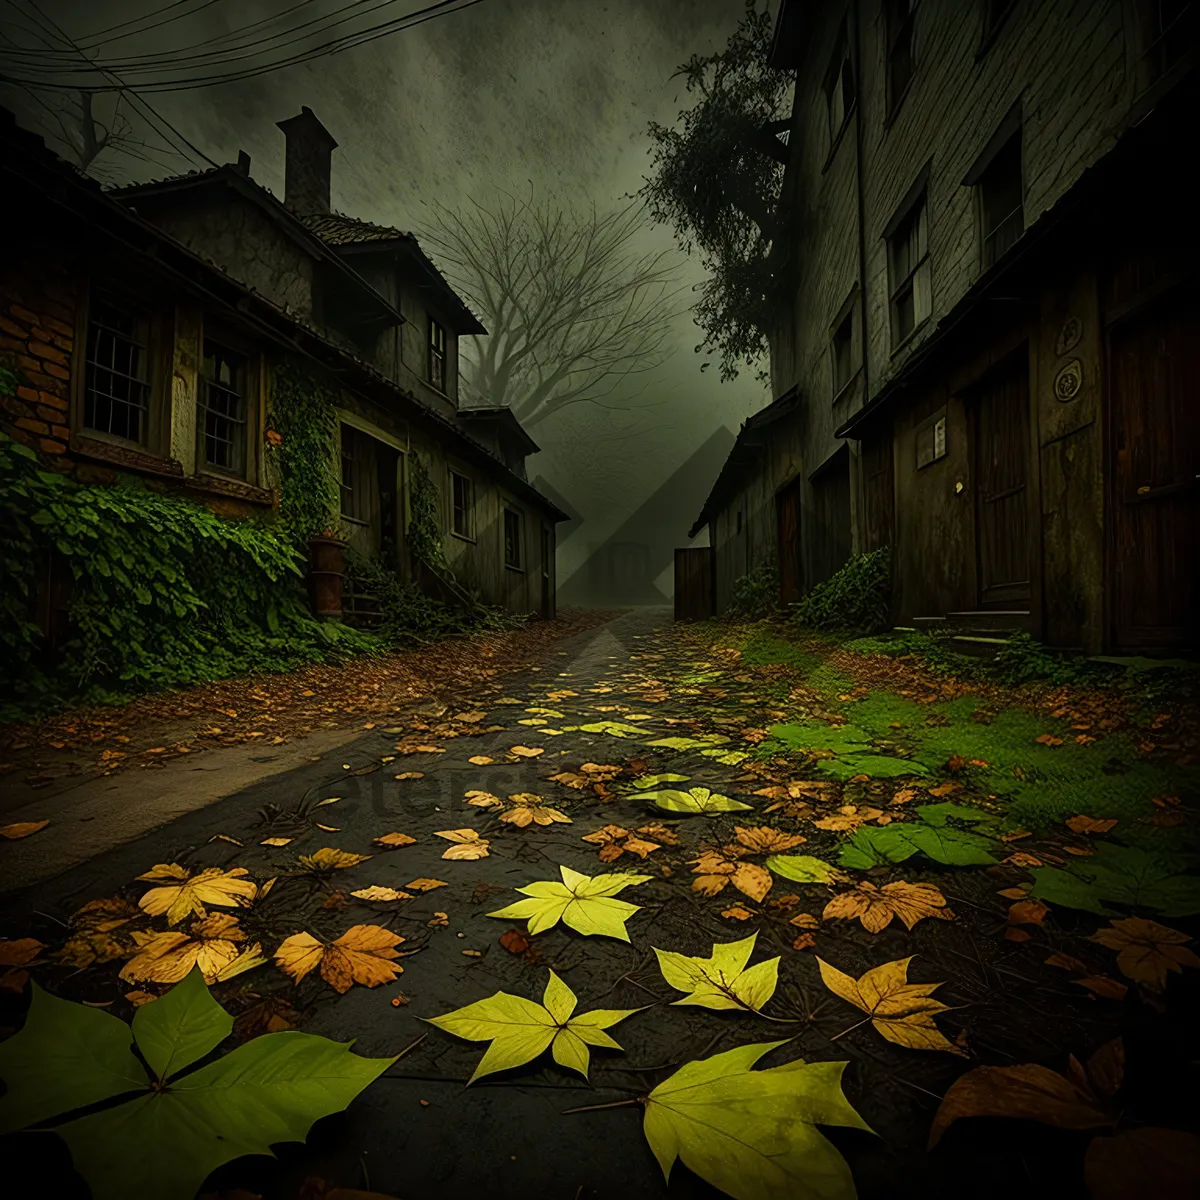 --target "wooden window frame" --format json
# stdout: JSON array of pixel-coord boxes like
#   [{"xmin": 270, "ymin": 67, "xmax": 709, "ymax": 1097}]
[
  {"xmin": 830, "ymin": 289, "xmax": 858, "ymax": 399},
  {"xmin": 886, "ymin": 189, "xmax": 931, "ymax": 349},
  {"xmin": 427, "ymin": 314, "xmax": 447, "ymax": 394},
  {"xmin": 884, "ymin": 0, "xmax": 919, "ymax": 122},
  {"xmin": 503, "ymin": 505, "xmax": 523, "ymax": 570},
  {"xmin": 72, "ymin": 282, "xmax": 172, "ymax": 461},
  {"xmin": 823, "ymin": 20, "xmax": 856, "ymax": 157},
  {"xmin": 339, "ymin": 422, "xmax": 372, "ymax": 525},
  {"xmin": 197, "ymin": 326, "xmax": 259, "ymax": 483},
  {"xmin": 450, "ymin": 469, "xmax": 475, "ymax": 541}
]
